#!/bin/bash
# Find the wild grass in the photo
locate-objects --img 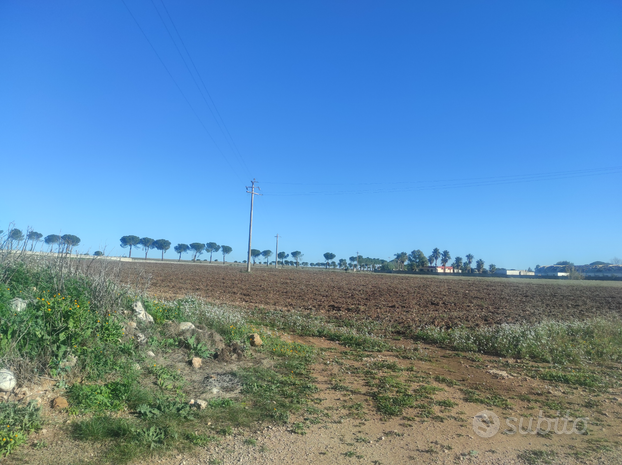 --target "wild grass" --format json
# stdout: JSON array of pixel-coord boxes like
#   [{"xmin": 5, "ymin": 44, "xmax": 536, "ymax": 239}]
[
  {"xmin": 0, "ymin": 249, "xmax": 321, "ymax": 461},
  {"xmin": 249, "ymin": 308, "xmax": 389, "ymax": 351},
  {"xmin": 411, "ymin": 318, "xmax": 622, "ymax": 365}
]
